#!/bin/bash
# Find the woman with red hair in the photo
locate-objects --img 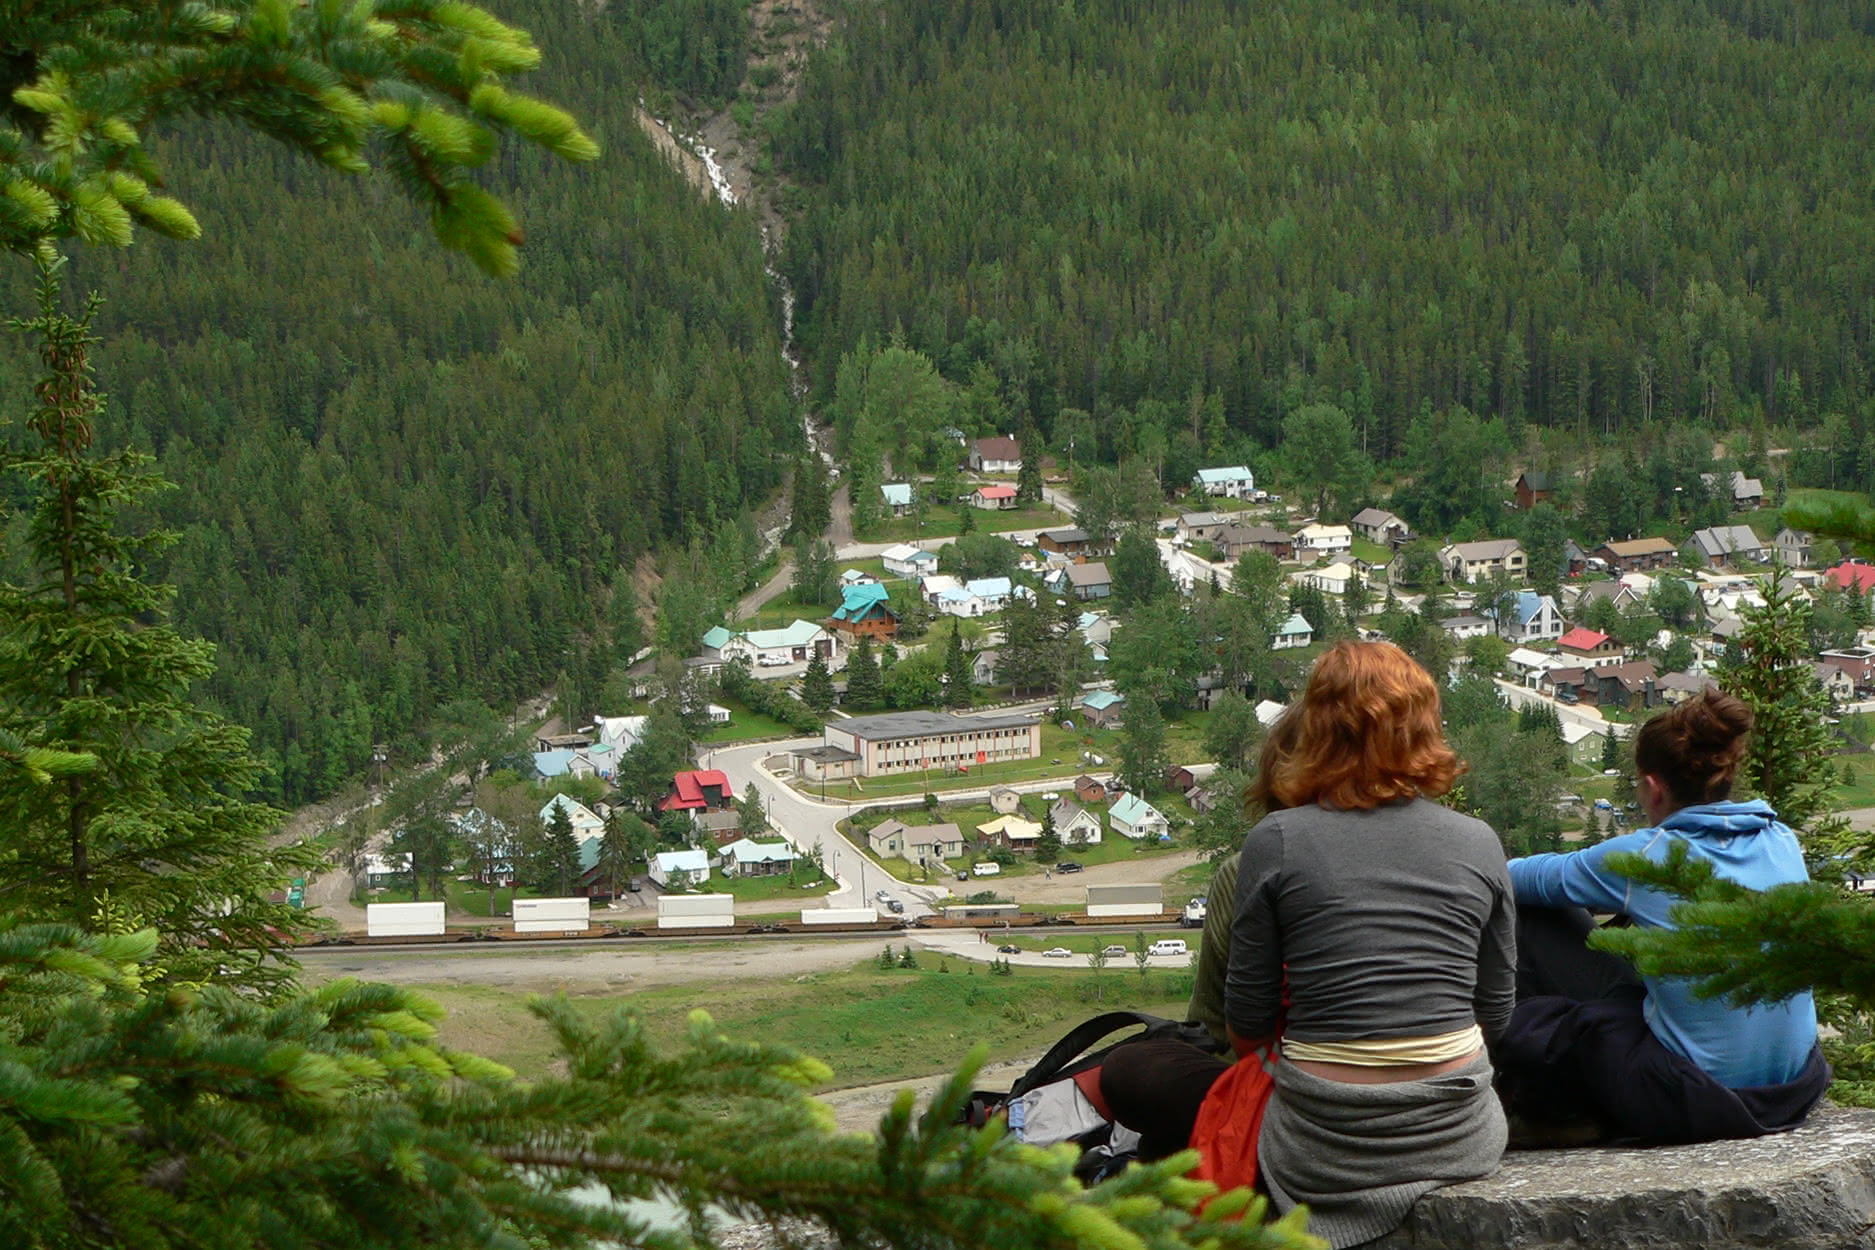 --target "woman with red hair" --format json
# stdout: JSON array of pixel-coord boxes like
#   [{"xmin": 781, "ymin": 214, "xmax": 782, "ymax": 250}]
[{"xmin": 1100, "ymin": 642, "xmax": 1513, "ymax": 1248}]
